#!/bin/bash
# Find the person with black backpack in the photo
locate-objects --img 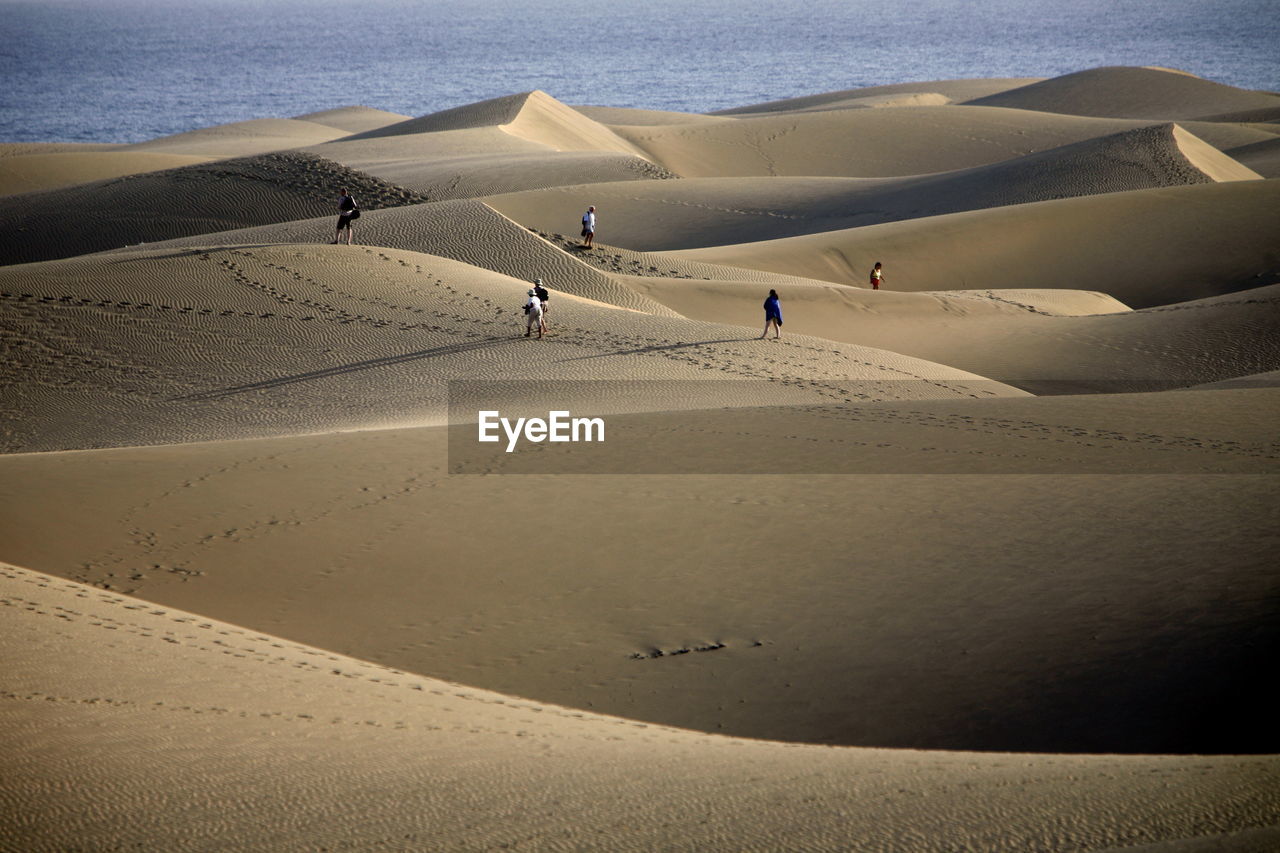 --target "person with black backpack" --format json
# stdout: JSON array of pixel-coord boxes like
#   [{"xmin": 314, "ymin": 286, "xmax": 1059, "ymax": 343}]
[{"xmin": 332, "ymin": 187, "xmax": 359, "ymax": 245}]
